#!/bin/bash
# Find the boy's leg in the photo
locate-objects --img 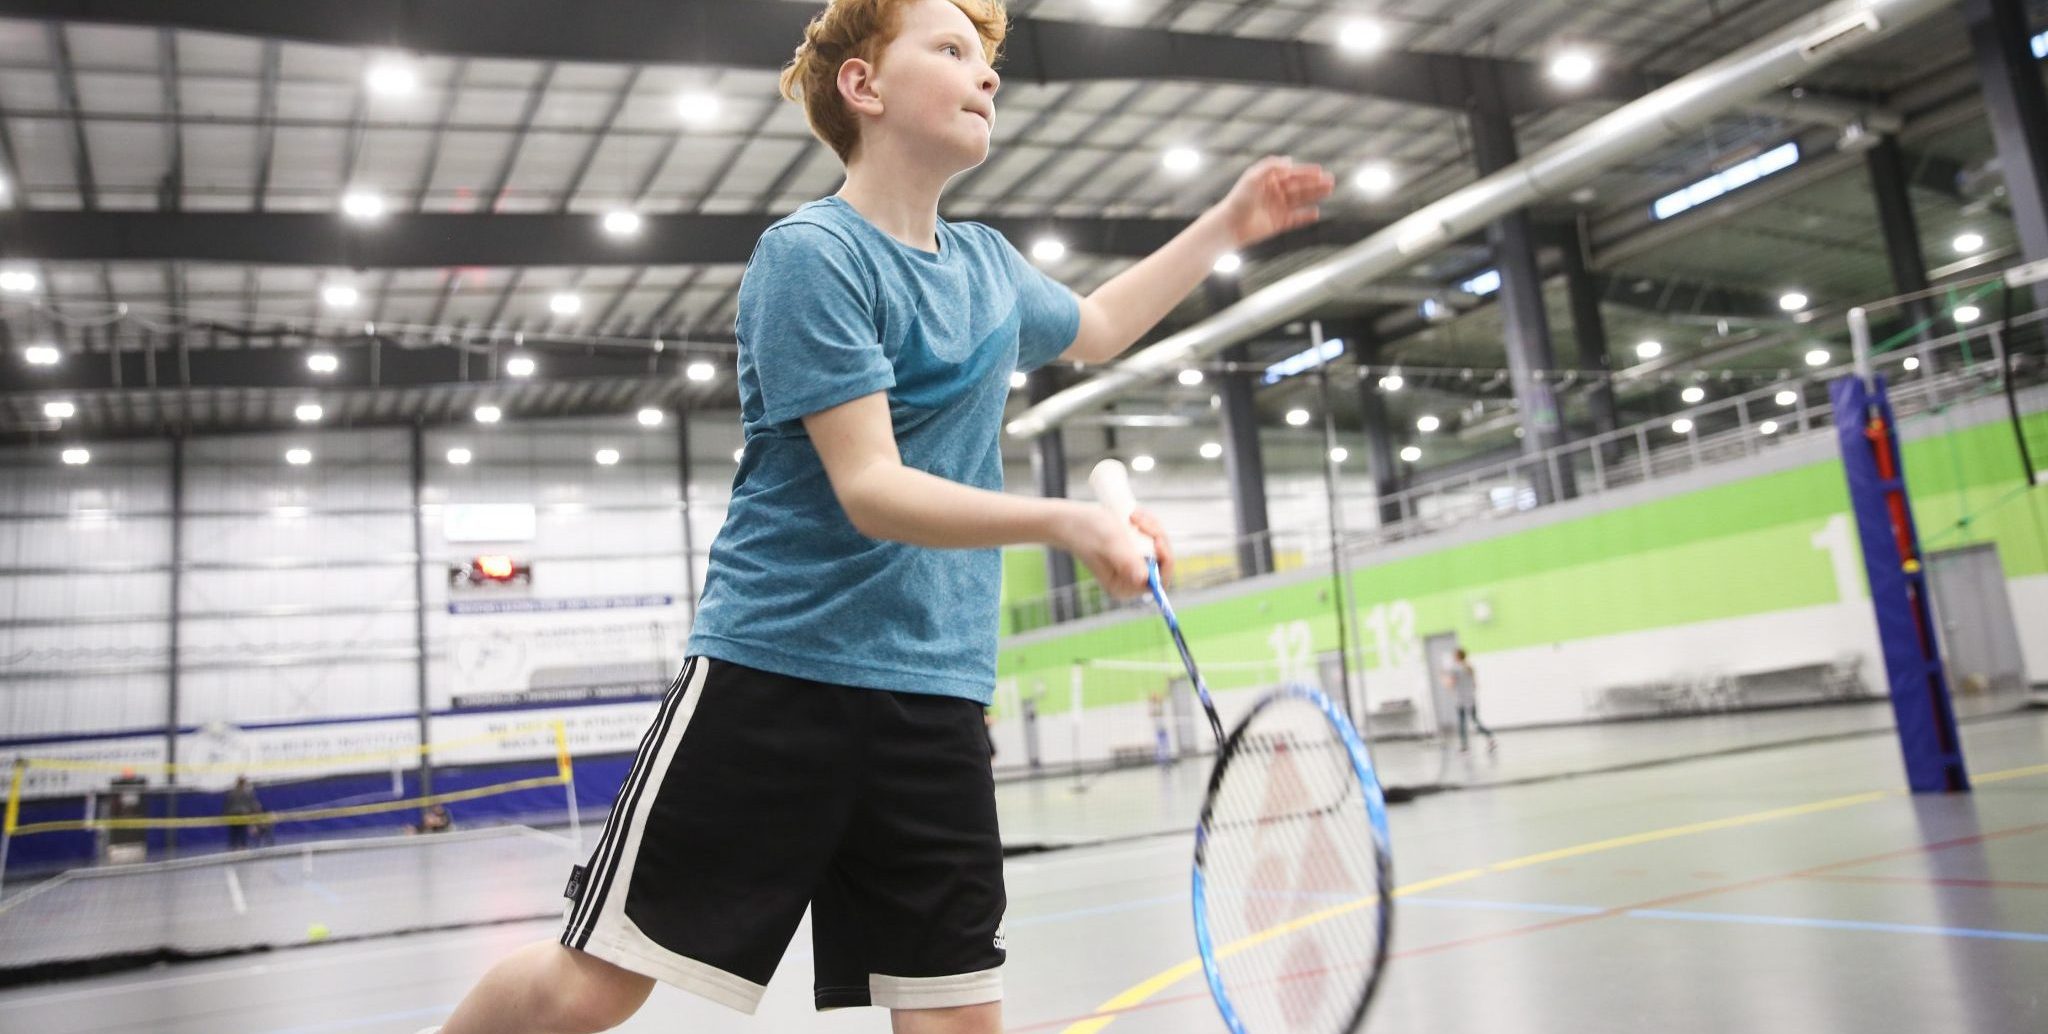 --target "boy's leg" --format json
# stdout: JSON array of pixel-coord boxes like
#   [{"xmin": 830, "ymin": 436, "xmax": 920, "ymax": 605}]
[
  {"xmin": 441, "ymin": 941, "xmax": 653, "ymax": 1034},
  {"xmin": 892, "ymin": 1002, "xmax": 1002, "ymax": 1034},
  {"xmin": 1457, "ymin": 706, "xmax": 1470, "ymax": 750}
]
